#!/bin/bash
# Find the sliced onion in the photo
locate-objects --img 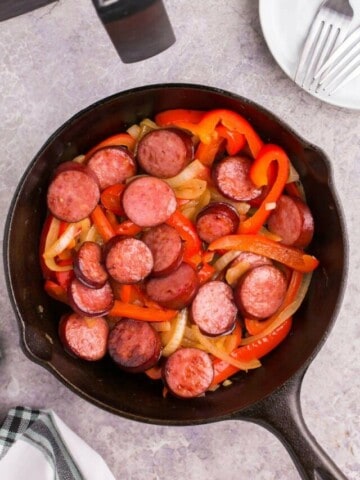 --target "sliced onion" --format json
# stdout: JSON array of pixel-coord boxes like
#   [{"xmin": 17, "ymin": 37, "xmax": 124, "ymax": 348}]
[
  {"xmin": 173, "ymin": 179, "xmax": 207, "ymax": 200},
  {"xmin": 225, "ymin": 261, "xmax": 251, "ymax": 286},
  {"xmin": 42, "ymin": 219, "xmax": 74, "ymax": 272},
  {"xmin": 151, "ymin": 321, "xmax": 171, "ymax": 332},
  {"xmin": 192, "ymin": 326, "xmax": 261, "ymax": 370},
  {"xmin": 265, "ymin": 202, "xmax": 276, "ymax": 211},
  {"xmin": 213, "ymin": 250, "xmax": 242, "ymax": 272},
  {"xmin": 241, "ymin": 272, "xmax": 313, "ymax": 346},
  {"xmin": 43, "ymin": 222, "xmax": 83, "ymax": 259},
  {"xmin": 287, "ymin": 162, "xmax": 300, "ymax": 183},
  {"xmin": 161, "ymin": 309, "xmax": 188, "ymax": 357},
  {"xmin": 75, "ymin": 218, "xmax": 92, "ymax": 249},
  {"xmin": 44, "ymin": 217, "xmax": 61, "ymax": 252},
  {"xmin": 223, "ymin": 330, "xmax": 241, "ymax": 354},
  {"xmin": 165, "ymin": 160, "xmax": 208, "ymax": 188},
  {"xmin": 73, "ymin": 154, "xmax": 86, "ymax": 164},
  {"xmin": 140, "ymin": 118, "xmax": 159, "ymax": 130},
  {"xmin": 85, "ymin": 224, "xmax": 103, "ymax": 243},
  {"xmin": 44, "ymin": 256, "xmax": 72, "ymax": 272},
  {"xmin": 127, "ymin": 124, "xmax": 141, "ymax": 140},
  {"xmin": 209, "ymin": 187, "xmax": 250, "ymax": 215},
  {"xmin": 258, "ymin": 226, "xmax": 282, "ymax": 242},
  {"xmin": 181, "ymin": 188, "xmax": 211, "ymax": 221}
]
